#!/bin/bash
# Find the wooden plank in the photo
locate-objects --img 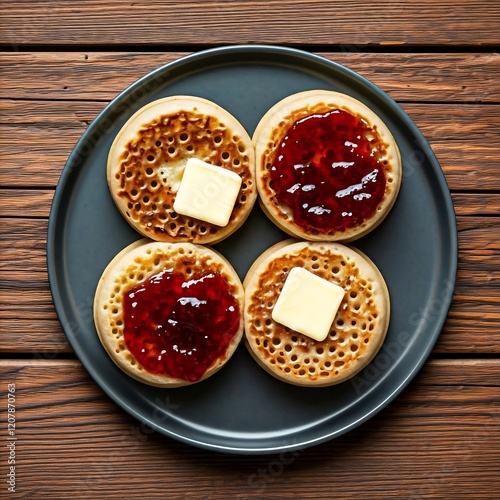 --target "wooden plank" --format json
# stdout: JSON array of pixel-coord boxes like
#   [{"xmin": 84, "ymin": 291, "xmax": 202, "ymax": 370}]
[
  {"xmin": 0, "ymin": 218, "xmax": 47, "ymax": 272},
  {"xmin": 0, "ymin": 359, "xmax": 498, "ymax": 499},
  {"xmin": 417, "ymin": 359, "xmax": 500, "ymax": 386},
  {"xmin": 1, "ymin": 1, "xmax": 499, "ymax": 46},
  {"xmin": 0, "ymin": 215, "xmax": 498, "ymax": 354},
  {"xmin": 1, "ymin": 52, "xmax": 499, "ymax": 102},
  {"xmin": 0, "ymin": 190, "xmax": 53, "ymax": 217},
  {"xmin": 0, "ymin": 319, "xmax": 70, "ymax": 353},
  {"xmin": 452, "ymin": 193, "xmax": 500, "ymax": 216},
  {"xmin": 1, "ymin": 99, "xmax": 499, "ymax": 190}
]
